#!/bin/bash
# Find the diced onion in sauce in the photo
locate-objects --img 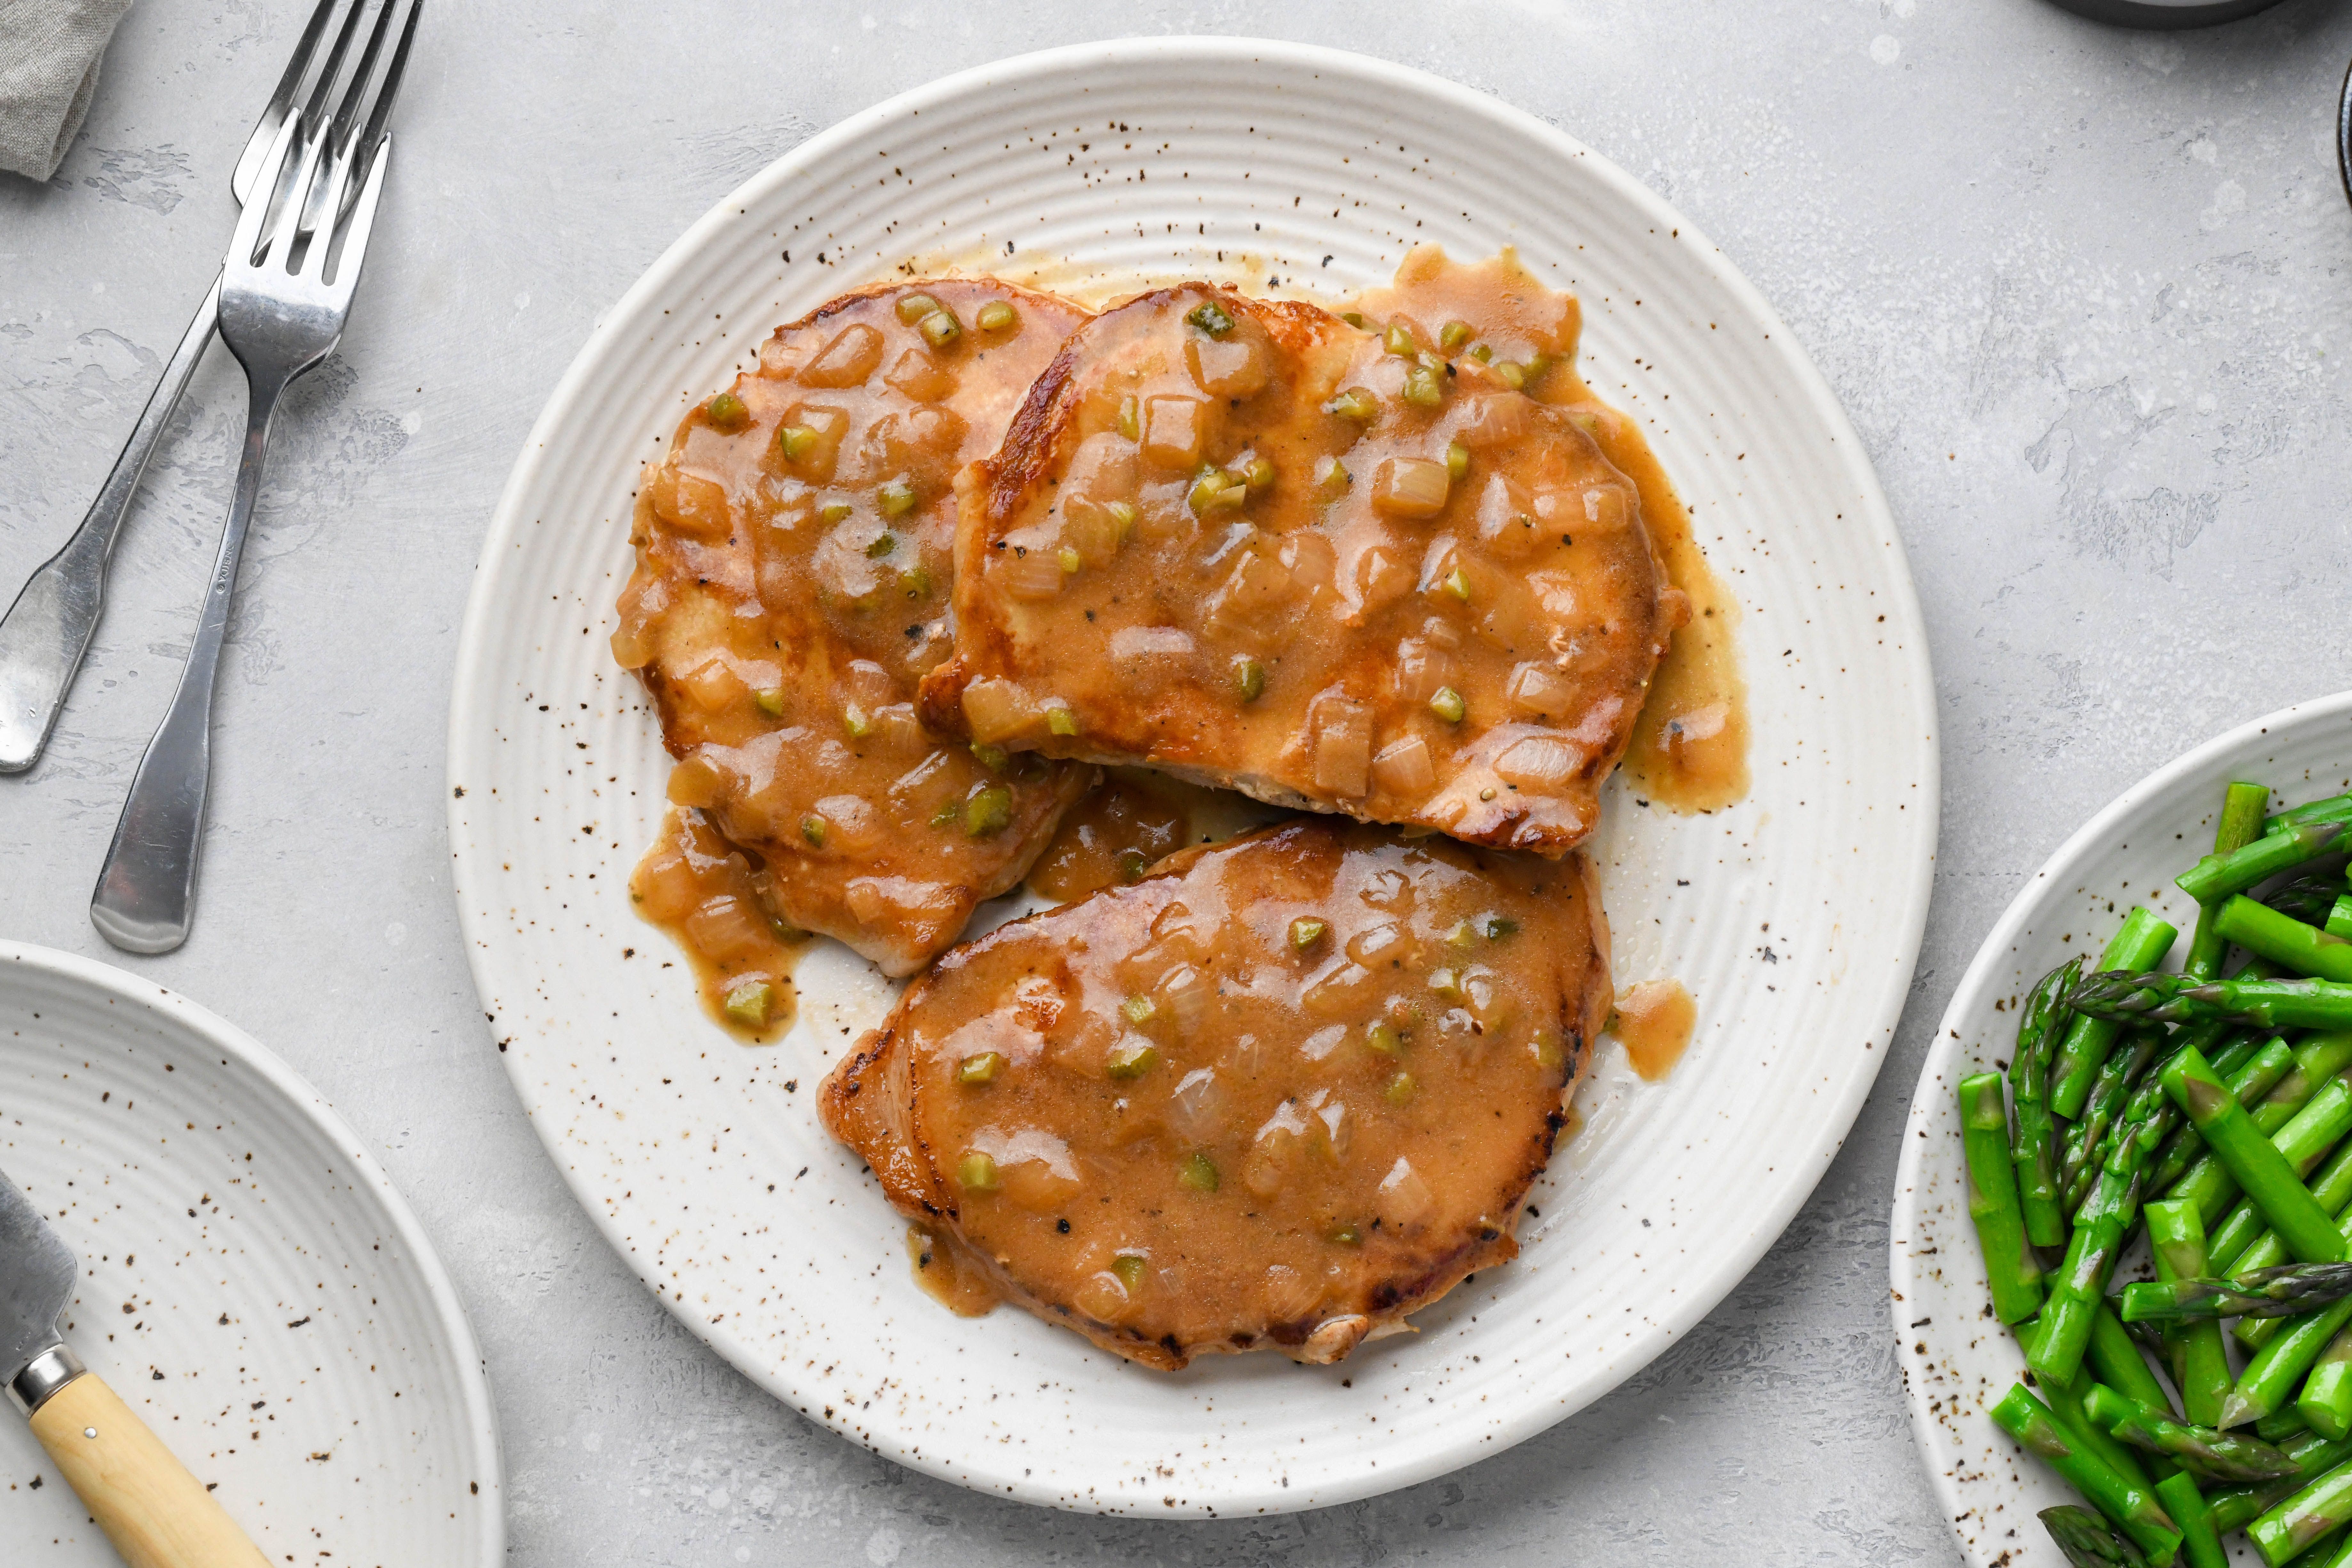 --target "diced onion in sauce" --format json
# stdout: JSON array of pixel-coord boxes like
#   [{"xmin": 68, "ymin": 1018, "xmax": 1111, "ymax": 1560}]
[
  {"xmin": 1495, "ymin": 734, "xmax": 1582, "ymax": 791},
  {"xmin": 1141, "ymin": 395, "xmax": 1209, "ymax": 469},
  {"xmin": 801, "ymin": 323, "xmax": 884, "ymax": 387},
  {"xmin": 1371, "ymin": 735, "xmax": 1437, "ymax": 795},
  {"xmin": 1508, "ymin": 661, "xmax": 1579, "ymax": 719},
  {"xmin": 1371, "ymin": 457, "xmax": 1450, "ymax": 519},
  {"xmin": 1308, "ymin": 692, "xmax": 1374, "ymax": 798},
  {"xmin": 960, "ymin": 678, "xmax": 1037, "ymax": 742},
  {"xmin": 992, "ymin": 544, "xmax": 1065, "ymax": 603},
  {"xmin": 666, "ymin": 755, "xmax": 726, "ymax": 808}
]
